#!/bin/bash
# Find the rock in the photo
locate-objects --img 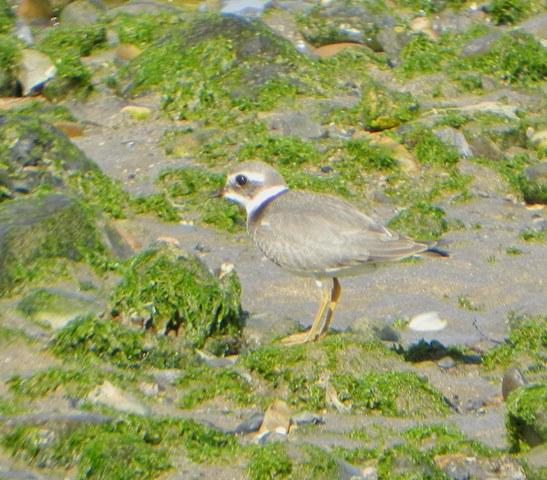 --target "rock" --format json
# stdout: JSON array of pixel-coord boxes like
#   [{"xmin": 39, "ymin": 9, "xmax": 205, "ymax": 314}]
[
  {"xmin": 59, "ymin": 0, "xmax": 105, "ymax": 26},
  {"xmin": 264, "ymin": 111, "xmax": 324, "ymax": 139},
  {"xmin": 243, "ymin": 312, "xmax": 301, "ymax": 346},
  {"xmin": 435, "ymin": 453, "xmax": 526, "ymax": 480},
  {"xmin": 466, "ymin": 134, "xmax": 504, "ymax": 160},
  {"xmin": 410, "ymin": 17, "xmax": 436, "ymax": 39},
  {"xmin": 139, "ymin": 381, "xmax": 160, "ymax": 397},
  {"xmin": 408, "ymin": 312, "xmax": 447, "ymax": 332},
  {"xmin": 0, "ymin": 114, "xmax": 98, "ymax": 200},
  {"xmin": 115, "ymin": 43, "xmax": 142, "ymax": 62},
  {"xmin": 516, "ymin": 12, "xmax": 547, "ymax": 41},
  {"xmin": 110, "ymin": 242, "xmax": 242, "ymax": 346},
  {"xmin": 221, "ymin": 0, "xmax": 271, "ymax": 17},
  {"xmin": 506, "ymin": 383, "xmax": 547, "ymax": 451},
  {"xmin": 291, "ymin": 412, "xmax": 324, "ymax": 426},
  {"xmin": 521, "ymin": 444, "xmax": 547, "ymax": 480},
  {"xmin": 232, "ymin": 412, "xmax": 264, "ymax": 434},
  {"xmin": 17, "ymin": 287, "xmax": 102, "ymax": 330},
  {"xmin": 18, "ymin": 49, "xmax": 56, "ymax": 95},
  {"xmin": 108, "ymin": 0, "xmax": 183, "ymax": 16},
  {"xmin": 433, "ymin": 127, "xmax": 473, "ymax": 158},
  {"xmin": 461, "ymin": 31, "xmax": 503, "ymax": 57},
  {"xmin": 257, "ymin": 399, "xmax": 291, "ymax": 439},
  {"xmin": 502, "ymin": 368, "xmax": 527, "ymax": 401},
  {"xmin": 87, "ymin": 380, "xmax": 150, "ymax": 415},
  {"xmin": 437, "ymin": 356, "xmax": 456, "ymax": 370},
  {"xmin": 0, "ymin": 193, "xmax": 110, "ymax": 295},
  {"xmin": 16, "ymin": 0, "xmax": 52, "ymax": 25}
]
